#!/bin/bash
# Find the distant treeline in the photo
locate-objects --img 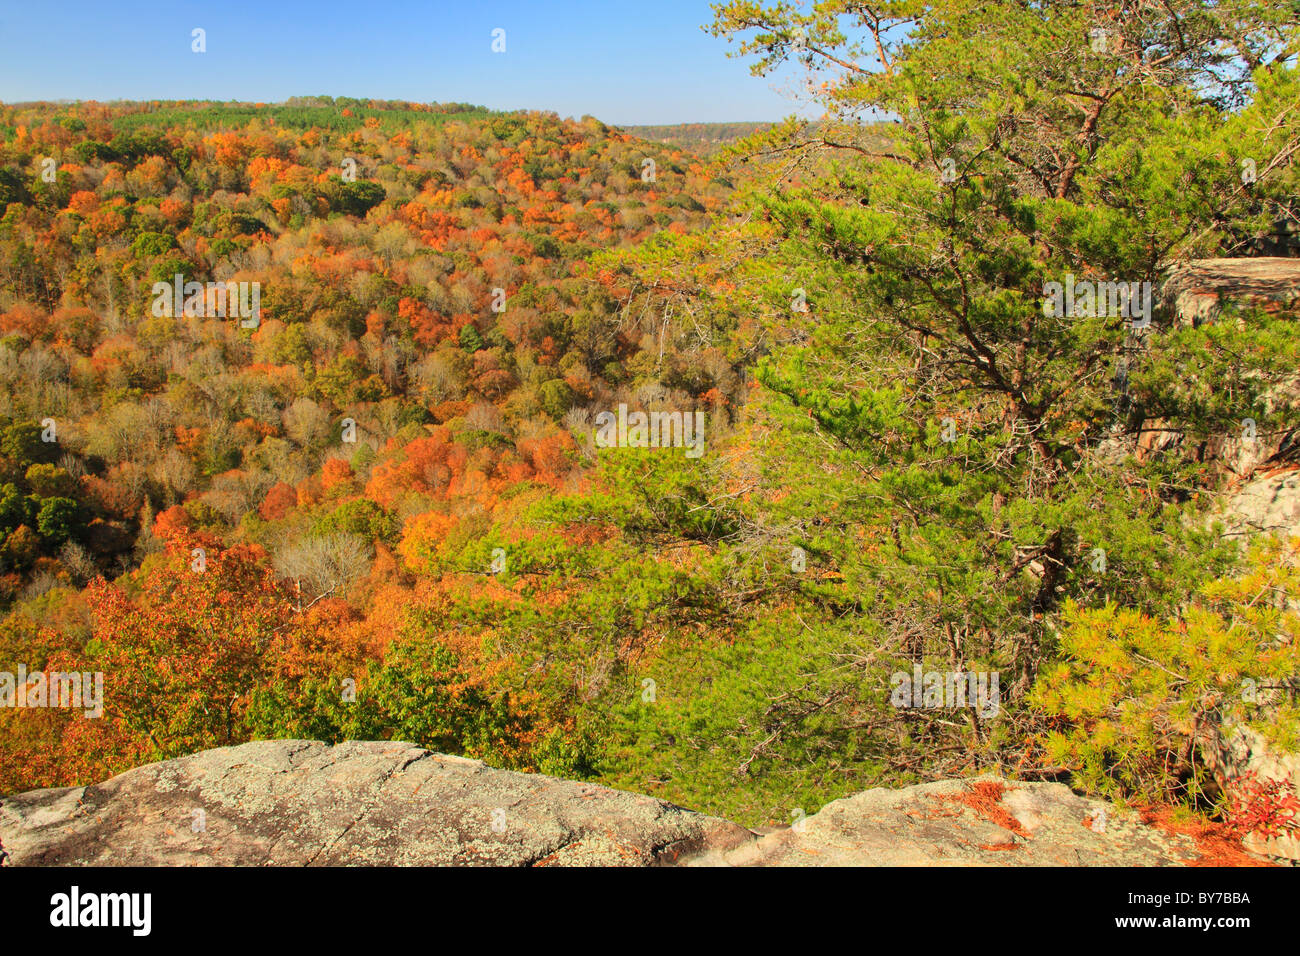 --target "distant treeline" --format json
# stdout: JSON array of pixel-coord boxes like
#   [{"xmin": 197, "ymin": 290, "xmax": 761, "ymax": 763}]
[{"xmin": 620, "ymin": 122, "xmax": 783, "ymax": 154}]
